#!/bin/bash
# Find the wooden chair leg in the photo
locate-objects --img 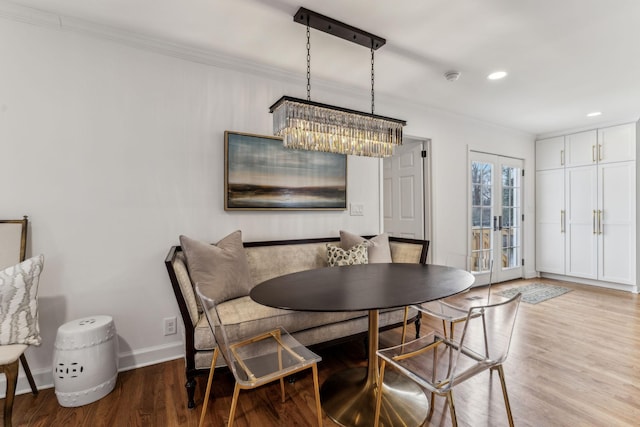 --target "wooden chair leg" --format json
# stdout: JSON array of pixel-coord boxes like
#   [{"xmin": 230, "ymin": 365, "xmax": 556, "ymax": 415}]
[
  {"xmin": 2, "ymin": 360, "xmax": 19, "ymax": 427},
  {"xmin": 401, "ymin": 306, "xmax": 409, "ymax": 345},
  {"xmin": 227, "ymin": 383, "xmax": 241, "ymax": 427},
  {"xmin": 373, "ymin": 359, "xmax": 387, "ymax": 427},
  {"xmin": 199, "ymin": 348, "xmax": 219, "ymax": 427},
  {"xmin": 311, "ymin": 364, "xmax": 322, "ymax": 427},
  {"xmin": 19, "ymin": 355, "xmax": 38, "ymax": 396},
  {"xmin": 427, "ymin": 391, "xmax": 435, "ymax": 418},
  {"xmin": 495, "ymin": 365, "xmax": 515, "ymax": 427},
  {"xmin": 446, "ymin": 390, "xmax": 458, "ymax": 427},
  {"xmin": 279, "ymin": 378, "xmax": 285, "ymax": 403}
]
